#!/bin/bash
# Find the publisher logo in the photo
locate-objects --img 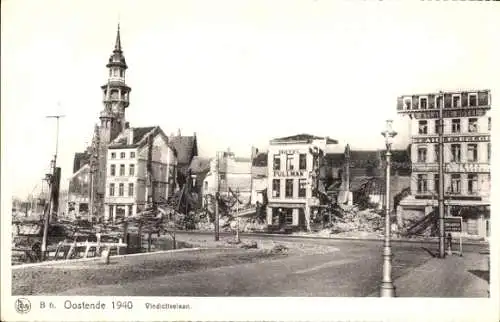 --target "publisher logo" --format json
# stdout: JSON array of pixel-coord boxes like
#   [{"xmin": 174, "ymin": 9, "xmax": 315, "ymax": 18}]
[{"xmin": 15, "ymin": 298, "xmax": 31, "ymax": 314}]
